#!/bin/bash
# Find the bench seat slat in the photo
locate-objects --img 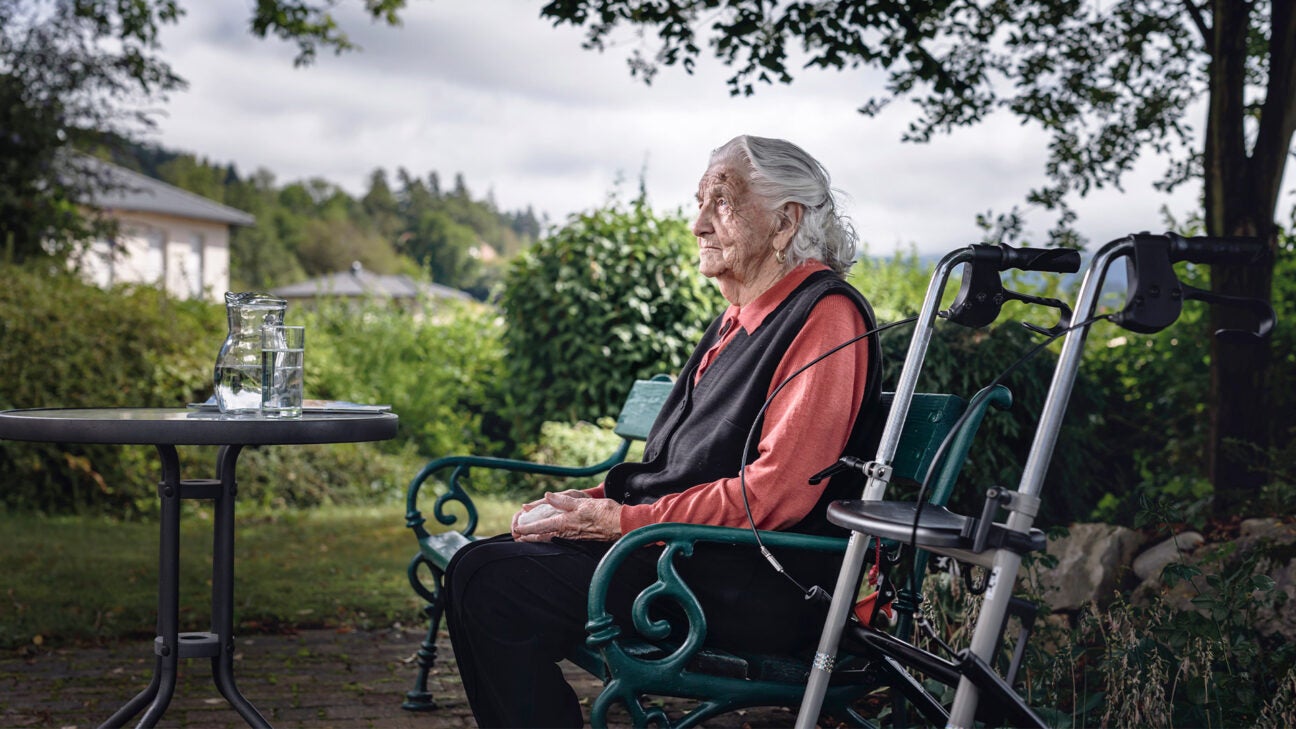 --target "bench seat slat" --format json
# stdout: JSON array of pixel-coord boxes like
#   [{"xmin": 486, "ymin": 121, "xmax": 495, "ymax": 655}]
[{"xmin": 419, "ymin": 530, "xmax": 475, "ymax": 571}]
